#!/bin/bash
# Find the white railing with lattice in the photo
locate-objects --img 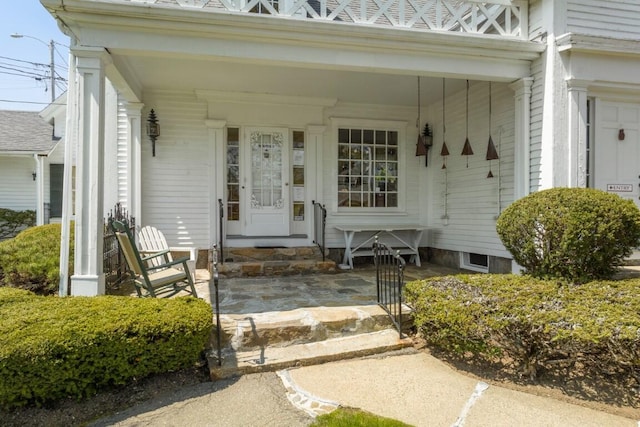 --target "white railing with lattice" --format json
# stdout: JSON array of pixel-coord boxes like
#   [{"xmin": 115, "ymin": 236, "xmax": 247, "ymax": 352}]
[{"xmin": 132, "ymin": 0, "xmax": 527, "ymax": 39}]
